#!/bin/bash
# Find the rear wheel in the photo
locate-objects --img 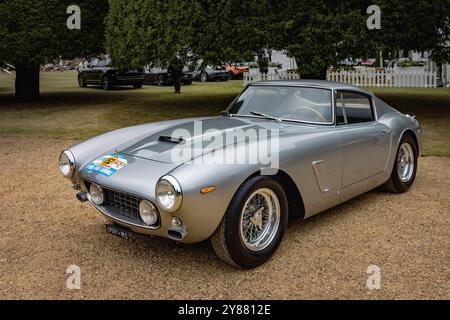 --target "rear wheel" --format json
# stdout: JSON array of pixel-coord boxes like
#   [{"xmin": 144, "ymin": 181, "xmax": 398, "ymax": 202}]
[
  {"xmin": 200, "ymin": 72, "xmax": 208, "ymax": 82},
  {"xmin": 384, "ymin": 134, "xmax": 418, "ymax": 193},
  {"xmin": 211, "ymin": 176, "xmax": 288, "ymax": 269},
  {"xmin": 102, "ymin": 76, "xmax": 112, "ymax": 90},
  {"xmin": 133, "ymin": 83, "xmax": 143, "ymax": 89}
]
